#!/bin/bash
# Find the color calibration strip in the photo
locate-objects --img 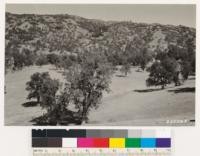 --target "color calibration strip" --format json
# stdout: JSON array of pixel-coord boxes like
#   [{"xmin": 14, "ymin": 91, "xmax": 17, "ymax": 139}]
[
  {"xmin": 32, "ymin": 129, "xmax": 171, "ymax": 148},
  {"xmin": 33, "ymin": 137, "xmax": 170, "ymax": 148},
  {"xmin": 33, "ymin": 148, "xmax": 171, "ymax": 156}
]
